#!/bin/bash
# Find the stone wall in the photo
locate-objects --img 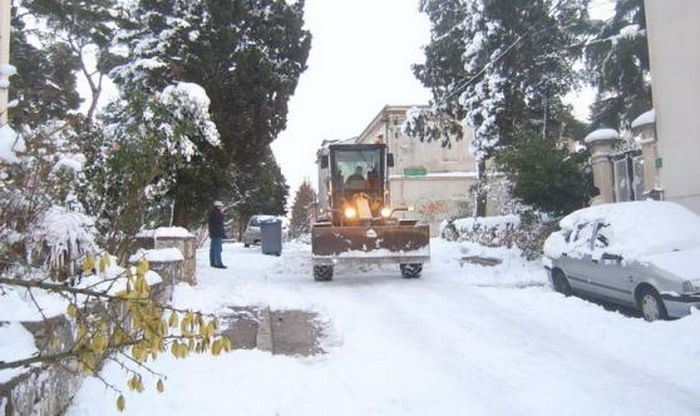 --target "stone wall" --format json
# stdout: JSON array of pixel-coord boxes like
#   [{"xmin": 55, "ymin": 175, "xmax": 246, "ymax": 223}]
[
  {"xmin": 0, "ymin": 265, "xmax": 180, "ymax": 415},
  {"xmin": 0, "ymin": 316, "xmax": 81, "ymax": 416}
]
